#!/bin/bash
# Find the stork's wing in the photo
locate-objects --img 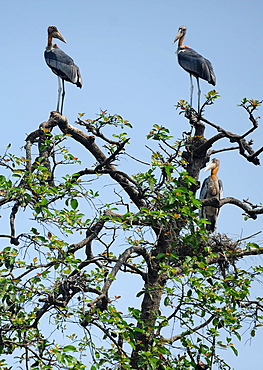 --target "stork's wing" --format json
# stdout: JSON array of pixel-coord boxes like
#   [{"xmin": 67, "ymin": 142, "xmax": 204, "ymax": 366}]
[
  {"xmin": 199, "ymin": 177, "xmax": 223, "ymax": 231},
  {"xmin": 44, "ymin": 49, "xmax": 82, "ymax": 87},
  {"xmin": 199, "ymin": 177, "xmax": 209, "ymax": 200},
  {"xmin": 218, "ymin": 179, "xmax": 223, "ymax": 199},
  {"xmin": 204, "ymin": 57, "xmax": 216, "ymax": 86},
  {"xmin": 199, "ymin": 177, "xmax": 209, "ymax": 219},
  {"xmin": 178, "ymin": 47, "xmax": 216, "ymax": 85}
]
